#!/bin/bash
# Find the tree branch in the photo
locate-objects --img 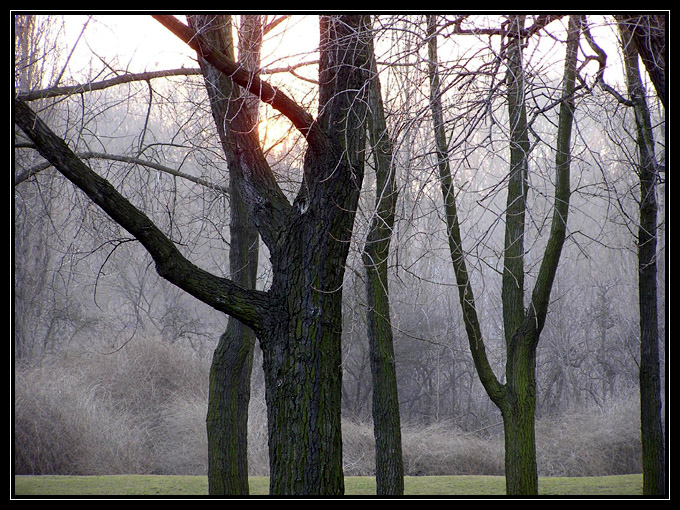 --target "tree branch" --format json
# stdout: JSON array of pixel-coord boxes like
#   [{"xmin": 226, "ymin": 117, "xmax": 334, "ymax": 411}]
[
  {"xmin": 152, "ymin": 15, "xmax": 325, "ymax": 147},
  {"xmin": 15, "ymin": 68, "xmax": 202, "ymax": 102},
  {"xmin": 14, "ymin": 148, "xmax": 229, "ymax": 195},
  {"xmin": 529, "ymin": 15, "xmax": 580, "ymax": 336},
  {"xmin": 426, "ymin": 15, "xmax": 505, "ymax": 406},
  {"xmin": 15, "ymin": 98, "xmax": 268, "ymax": 332},
  {"xmin": 581, "ymin": 18, "xmax": 635, "ymax": 106}
]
